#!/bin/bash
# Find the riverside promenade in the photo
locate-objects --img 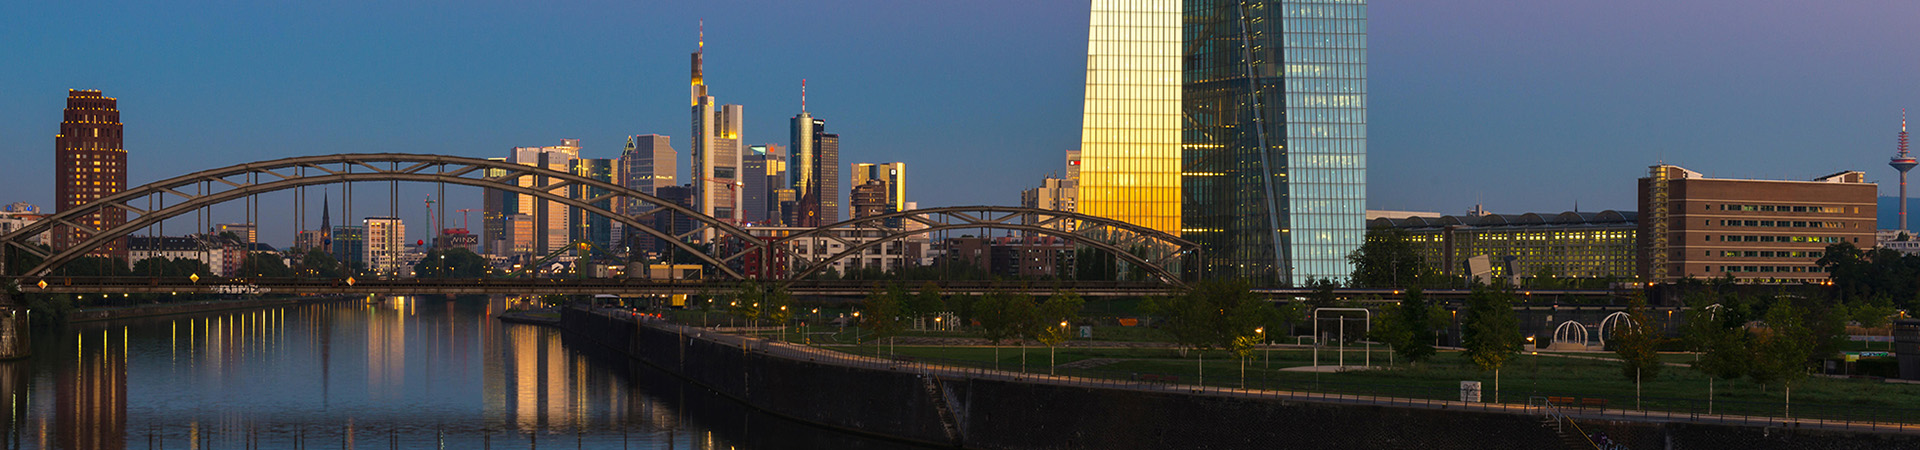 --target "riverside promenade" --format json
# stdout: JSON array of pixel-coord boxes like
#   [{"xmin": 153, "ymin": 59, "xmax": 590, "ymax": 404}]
[{"xmin": 567, "ymin": 306, "xmax": 1920, "ymax": 450}]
